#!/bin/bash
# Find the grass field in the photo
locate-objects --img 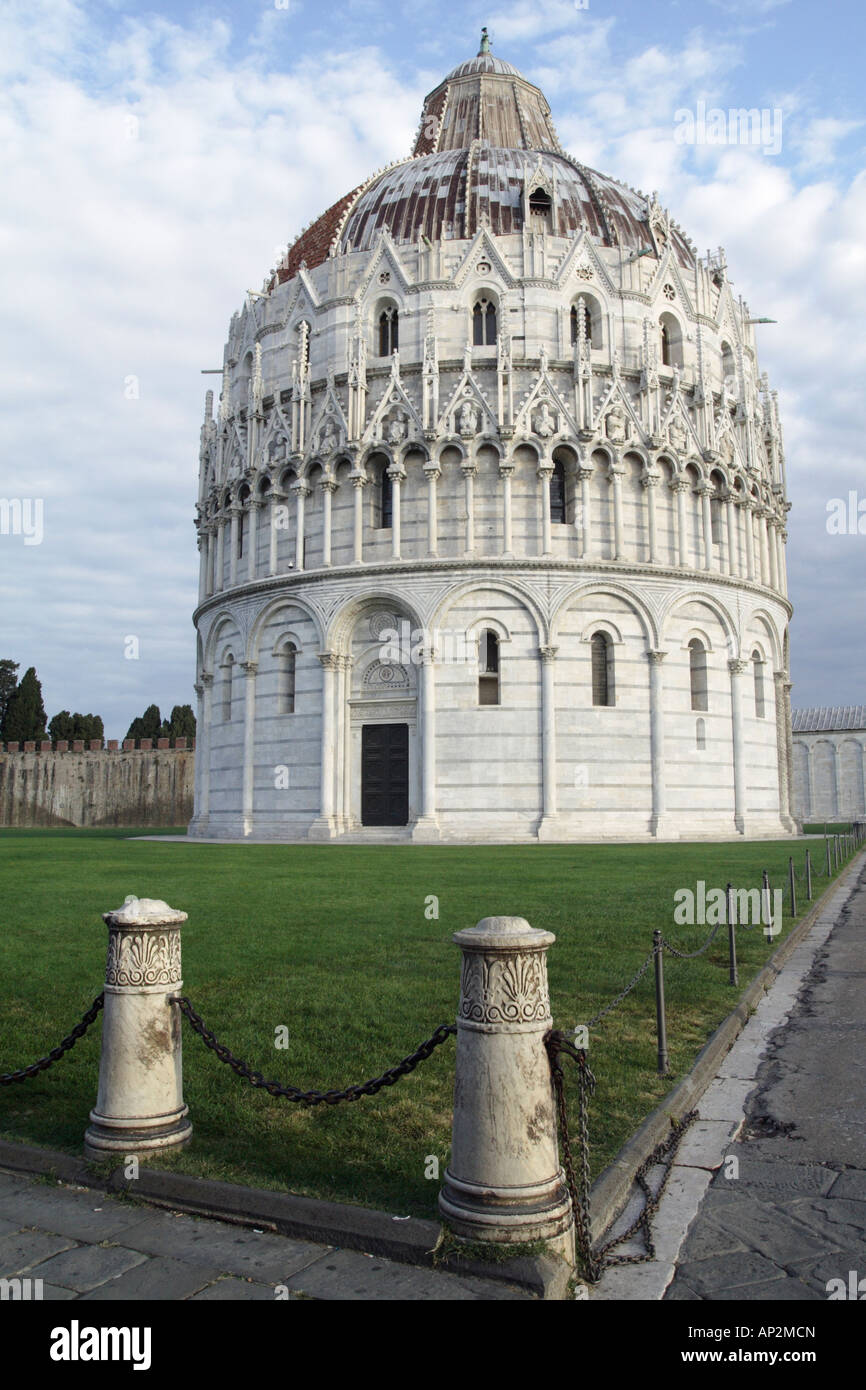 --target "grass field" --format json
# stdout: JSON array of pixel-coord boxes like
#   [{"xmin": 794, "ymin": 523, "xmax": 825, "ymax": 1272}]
[{"xmin": 0, "ymin": 828, "xmax": 852, "ymax": 1219}]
